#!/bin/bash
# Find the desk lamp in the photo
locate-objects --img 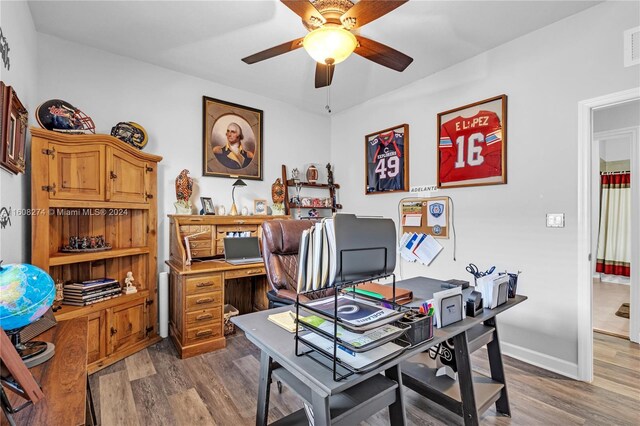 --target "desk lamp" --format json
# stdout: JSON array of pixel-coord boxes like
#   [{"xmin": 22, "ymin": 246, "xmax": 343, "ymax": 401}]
[{"xmin": 229, "ymin": 179, "xmax": 246, "ymax": 216}]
